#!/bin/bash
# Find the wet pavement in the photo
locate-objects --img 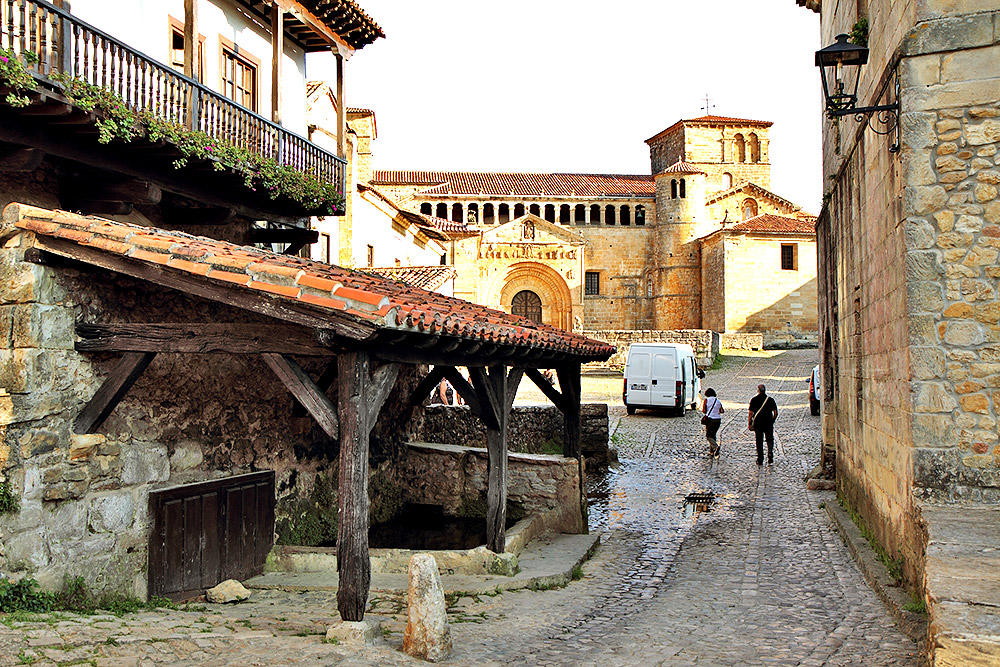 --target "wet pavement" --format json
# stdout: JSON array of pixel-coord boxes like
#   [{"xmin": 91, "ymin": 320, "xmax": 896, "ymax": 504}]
[{"xmin": 0, "ymin": 349, "xmax": 923, "ymax": 665}]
